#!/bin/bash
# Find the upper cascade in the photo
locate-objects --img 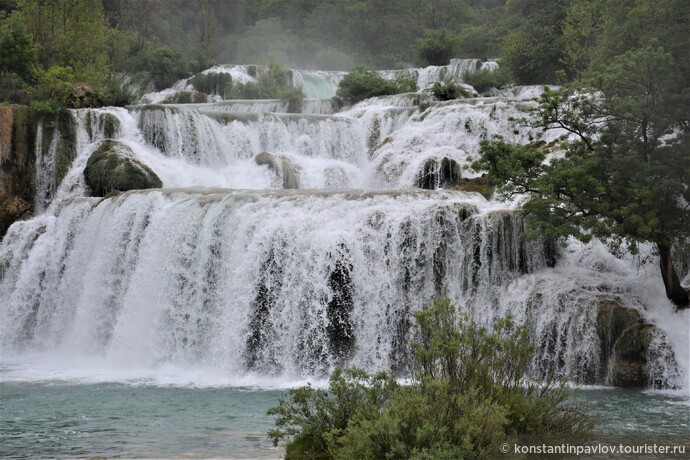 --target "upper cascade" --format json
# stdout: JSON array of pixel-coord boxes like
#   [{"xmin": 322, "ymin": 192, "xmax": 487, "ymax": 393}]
[{"xmin": 142, "ymin": 58, "xmax": 498, "ymax": 103}]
